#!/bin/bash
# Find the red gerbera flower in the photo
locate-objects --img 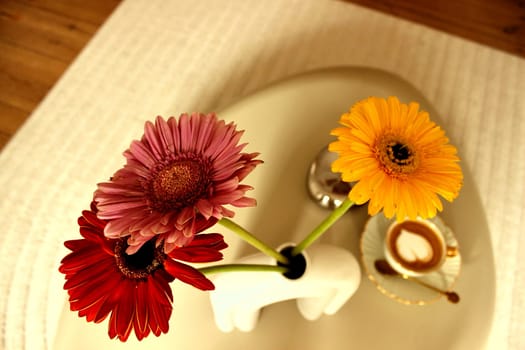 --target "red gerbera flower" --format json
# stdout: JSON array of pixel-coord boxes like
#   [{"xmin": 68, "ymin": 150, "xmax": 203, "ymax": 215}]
[
  {"xmin": 94, "ymin": 113, "xmax": 261, "ymax": 254},
  {"xmin": 59, "ymin": 208, "xmax": 227, "ymax": 341}
]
